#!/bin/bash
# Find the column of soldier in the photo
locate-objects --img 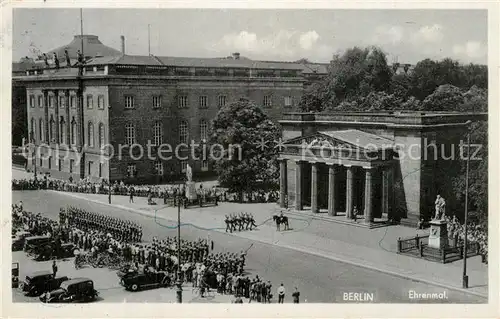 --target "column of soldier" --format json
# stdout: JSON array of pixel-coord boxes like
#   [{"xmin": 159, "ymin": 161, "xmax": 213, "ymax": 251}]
[
  {"xmin": 224, "ymin": 213, "xmax": 258, "ymax": 233},
  {"xmin": 62, "ymin": 206, "xmax": 143, "ymax": 243},
  {"xmin": 12, "ymin": 205, "xmax": 57, "ymax": 236}
]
